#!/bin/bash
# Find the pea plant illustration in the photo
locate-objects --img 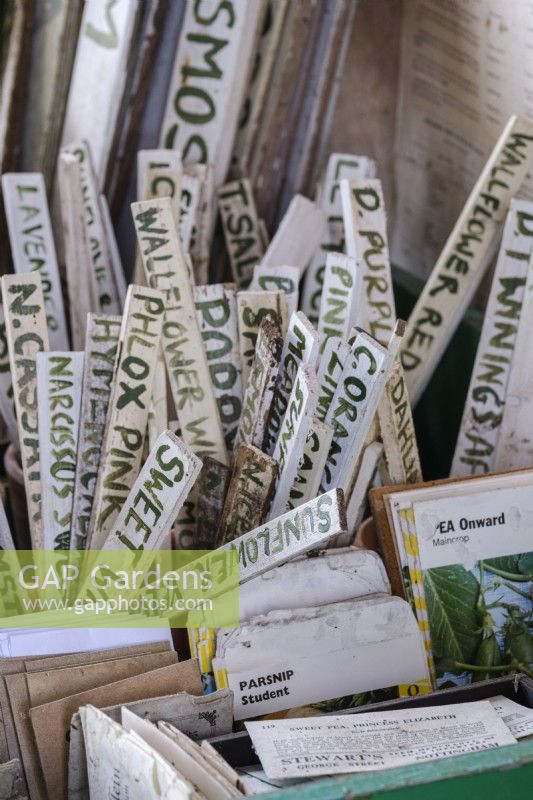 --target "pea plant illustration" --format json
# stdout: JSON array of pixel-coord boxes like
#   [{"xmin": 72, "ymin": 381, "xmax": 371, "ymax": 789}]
[{"xmin": 424, "ymin": 555, "xmax": 533, "ymax": 683}]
